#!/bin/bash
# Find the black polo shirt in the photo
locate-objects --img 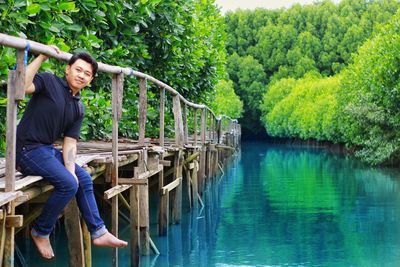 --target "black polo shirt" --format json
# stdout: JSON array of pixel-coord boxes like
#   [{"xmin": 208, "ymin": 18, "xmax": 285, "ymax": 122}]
[{"xmin": 16, "ymin": 72, "xmax": 84, "ymax": 152}]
